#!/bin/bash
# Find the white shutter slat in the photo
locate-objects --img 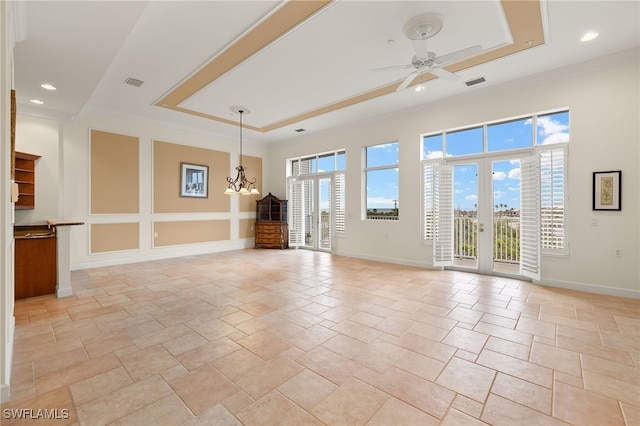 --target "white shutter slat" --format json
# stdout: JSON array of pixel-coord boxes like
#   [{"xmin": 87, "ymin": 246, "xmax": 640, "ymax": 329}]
[
  {"xmin": 521, "ymin": 155, "xmax": 540, "ymax": 281},
  {"xmin": 287, "ymin": 177, "xmax": 304, "ymax": 247},
  {"xmin": 335, "ymin": 173, "xmax": 345, "ymax": 234},
  {"xmin": 433, "ymin": 164, "xmax": 453, "ymax": 266}
]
